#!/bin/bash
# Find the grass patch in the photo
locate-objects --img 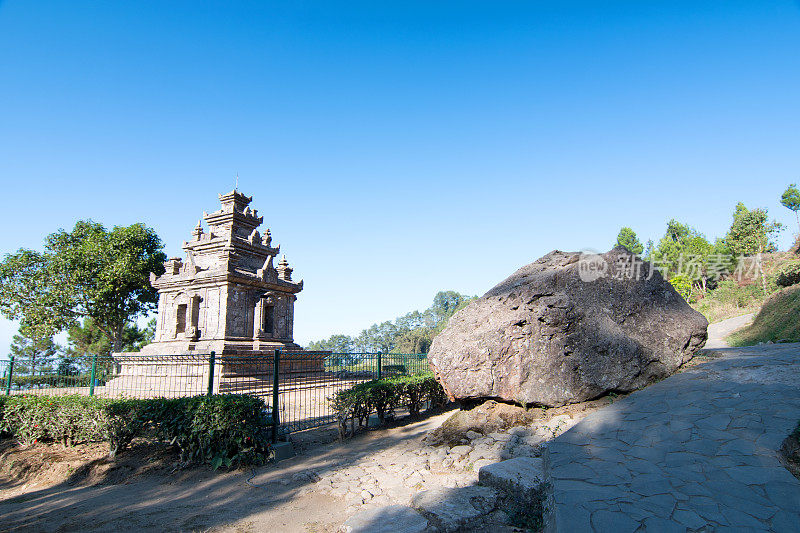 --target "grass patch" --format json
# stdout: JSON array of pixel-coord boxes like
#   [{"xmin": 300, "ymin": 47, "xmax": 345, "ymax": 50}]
[
  {"xmin": 727, "ymin": 285, "xmax": 800, "ymax": 346},
  {"xmin": 692, "ymin": 280, "xmax": 767, "ymax": 323}
]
